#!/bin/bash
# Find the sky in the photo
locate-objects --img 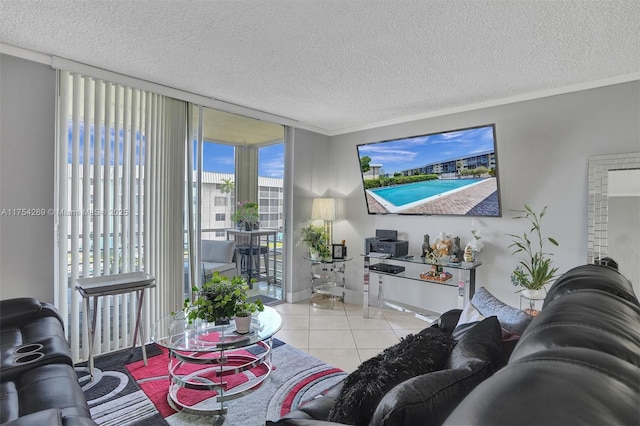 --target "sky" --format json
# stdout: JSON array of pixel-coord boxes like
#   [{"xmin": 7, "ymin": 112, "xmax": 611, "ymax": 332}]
[
  {"xmin": 356, "ymin": 125, "xmax": 496, "ymax": 175},
  {"xmin": 68, "ymin": 123, "xmax": 285, "ymax": 179},
  {"xmin": 203, "ymin": 141, "xmax": 284, "ymax": 178}
]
